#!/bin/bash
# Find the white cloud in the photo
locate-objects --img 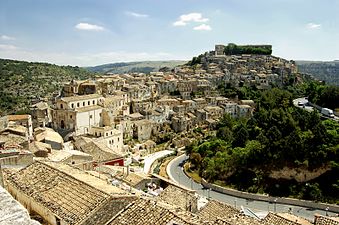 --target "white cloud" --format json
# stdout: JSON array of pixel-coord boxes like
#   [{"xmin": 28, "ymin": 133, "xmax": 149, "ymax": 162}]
[
  {"xmin": 125, "ymin": 11, "xmax": 149, "ymax": 18},
  {"xmin": 306, "ymin": 23, "xmax": 321, "ymax": 29},
  {"xmin": 173, "ymin": 13, "xmax": 209, "ymax": 26},
  {"xmin": 193, "ymin": 24, "xmax": 212, "ymax": 31},
  {"xmin": 75, "ymin": 22, "xmax": 105, "ymax": 31},
  {"xmin": 1, "ymin": 35, "xmax": 15, "ymax": 40},
  {"xmin": 0, "ymin": 44, "xmax": 18, "ymax": 50},
  {"xmin": 173, "ymin": 20, "xmax": 187, "ymax": 26}
]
